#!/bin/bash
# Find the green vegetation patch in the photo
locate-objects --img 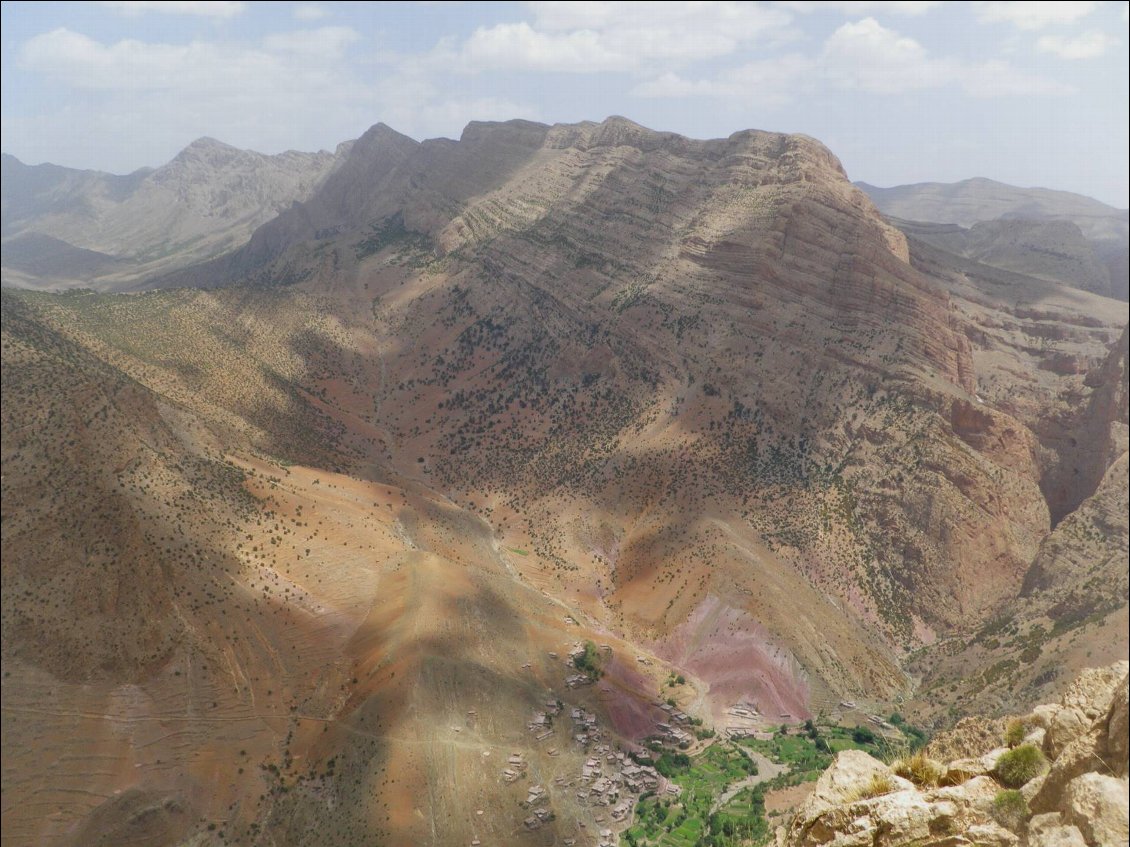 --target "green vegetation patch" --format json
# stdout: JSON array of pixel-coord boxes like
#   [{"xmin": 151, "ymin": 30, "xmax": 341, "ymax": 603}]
[
  {"xmin": 623, "ymin": 743, "xmax": 764, "ymax": 847},
  {"xmin": 737, "ymin": 723, "xmax": 893, "ymax": 788},
  {"xmin": 995, "ymin": 744, "xmax": 1047, "ymax": 788},
  {"xmin": 355, "ymin": 213, "xmax": 431, "ymax": 260},
  {"xmin": 990, "ymin": 789, "xmax": 1030, "ymax": 829},
  {"xmin": 573, "ymin": 640, "xmax": 605, "ymax": 678}
]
